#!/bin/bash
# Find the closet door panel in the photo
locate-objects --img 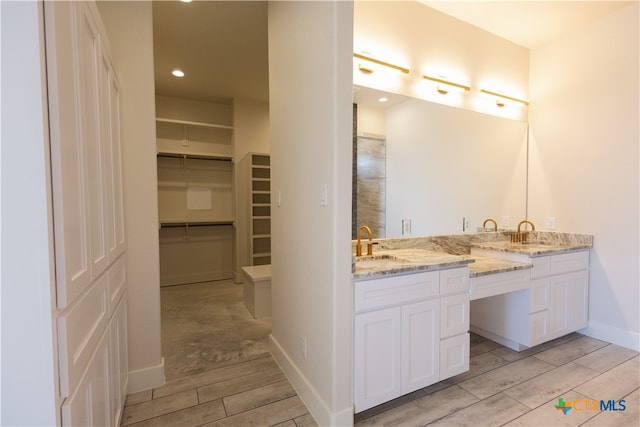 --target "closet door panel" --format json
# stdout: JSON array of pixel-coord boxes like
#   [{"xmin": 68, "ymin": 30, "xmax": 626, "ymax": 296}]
[
  {"xmin": 100, "ymin": 49, "xmax": 125, "ymax": 262},
  {"xmin": 77, "ymin": 1, "xmax": 109, "ymax": 280},
  {"xmin": 46, "ymin": 1, "xmax": 92, "ymax": 307}
]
